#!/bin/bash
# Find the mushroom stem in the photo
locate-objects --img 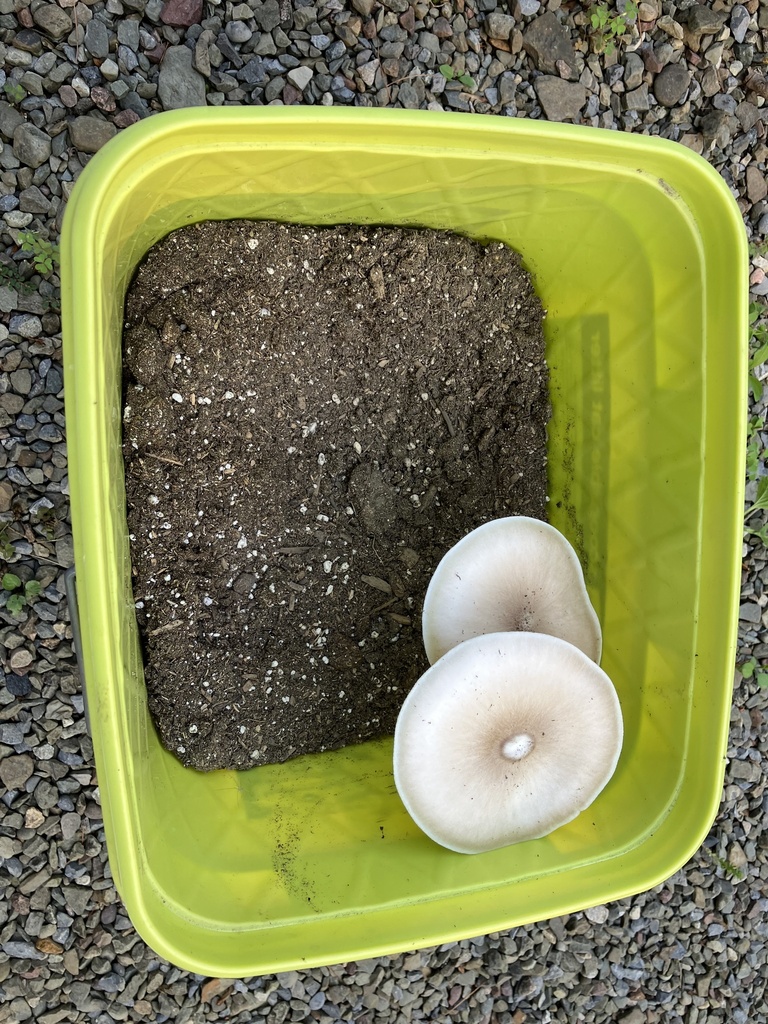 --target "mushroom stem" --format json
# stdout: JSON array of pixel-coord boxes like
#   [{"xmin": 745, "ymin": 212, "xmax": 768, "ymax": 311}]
[{"xmin": 501, "ymin": 734, "xmax": 535, "ymax": 761}]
